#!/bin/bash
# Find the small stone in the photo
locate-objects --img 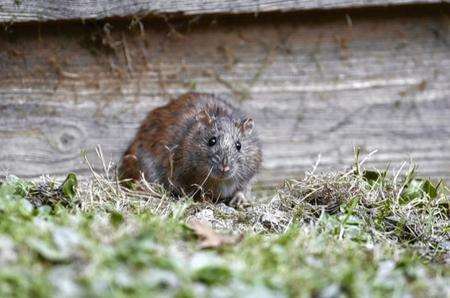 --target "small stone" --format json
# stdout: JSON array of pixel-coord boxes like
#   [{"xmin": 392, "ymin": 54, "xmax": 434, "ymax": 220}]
[
  {"xmin": 260, "ymin": 213, "xmax": 279, "ymax": 231},
  {"xmin": 216, "ymin": 203, "xmax": 238, "ymax": 215},
  {"xmin": 194, "ymin": 208, "xmax": 214, "ymax": 223},
  {"xmin": 0, "ymin": 236, "xmax": 17, "ymax": 264},
  {"xmin": 53, "ymin": 227, "xmax": 83, "ymax": 258},
  {"xmin": 48, "ymin": 266, "xmax": 82, "ymax": 298}
]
